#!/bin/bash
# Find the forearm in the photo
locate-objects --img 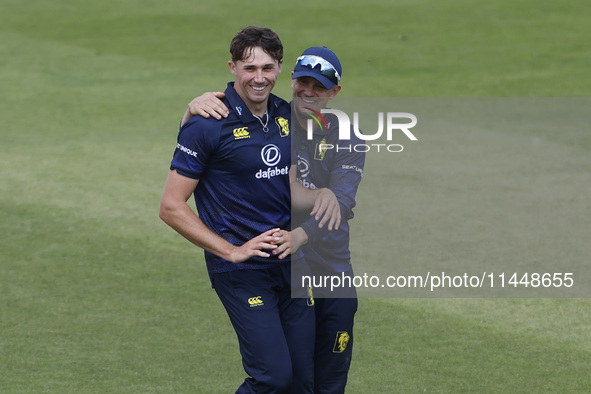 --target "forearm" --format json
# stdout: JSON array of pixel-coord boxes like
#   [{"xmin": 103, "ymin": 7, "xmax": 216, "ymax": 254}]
[
  {"xmin": 180, "ymin": 107, "xmax": 193, "ymax": 127},
  {"xmin": 291, "ymin": 179, "xmax": 322, "ymax": 211},
  {"xmin": 180, "ymin": 91, "xmax": 229, "ymax": 127},
  {"xmin": 159, "ymin": 200, "xmax": 235, "ymax": 261},
  {"xmin": 292, "ymin": 227, "xmax": 309, "ymax": 248}
]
